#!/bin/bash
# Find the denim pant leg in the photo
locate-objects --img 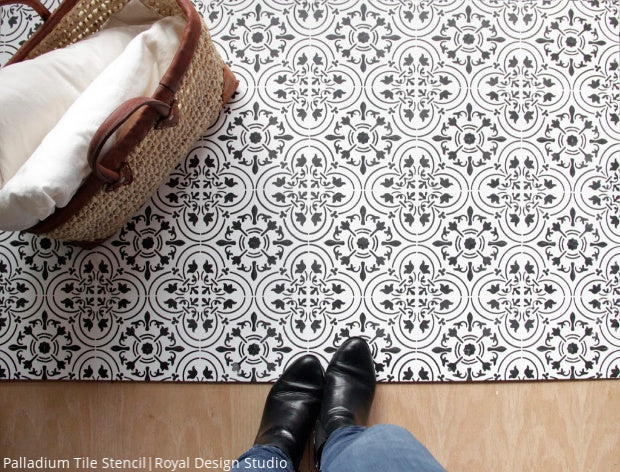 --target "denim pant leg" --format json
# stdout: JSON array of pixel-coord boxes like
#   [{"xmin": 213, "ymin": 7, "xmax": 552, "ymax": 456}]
[
  {"xmin": 232, "ymin": 445, "xmax": 294, "ymax": 472},
  {"xmin": 321, "ymin": 424, "xmax": 447, "ymax": 472}
]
